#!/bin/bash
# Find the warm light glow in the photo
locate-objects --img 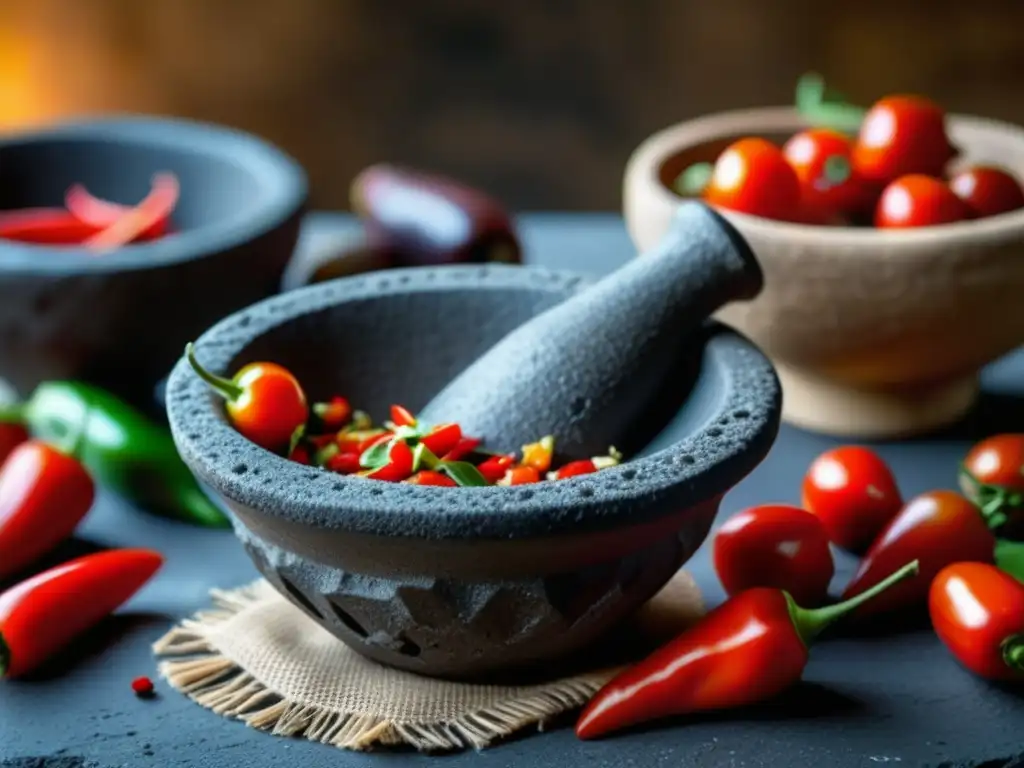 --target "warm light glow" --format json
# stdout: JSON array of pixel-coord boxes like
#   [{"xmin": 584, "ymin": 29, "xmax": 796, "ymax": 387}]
[{"xmin": 0, "ymin": 26, "xmax": 60, "ymax": 129}]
